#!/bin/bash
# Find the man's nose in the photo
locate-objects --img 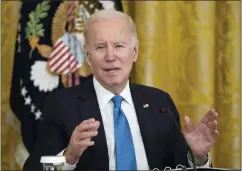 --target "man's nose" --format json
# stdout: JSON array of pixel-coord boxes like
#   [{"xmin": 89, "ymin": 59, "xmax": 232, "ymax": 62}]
[{"xmin": 105, "ymin": 47, "xmax": 116, "ymax": 62}]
